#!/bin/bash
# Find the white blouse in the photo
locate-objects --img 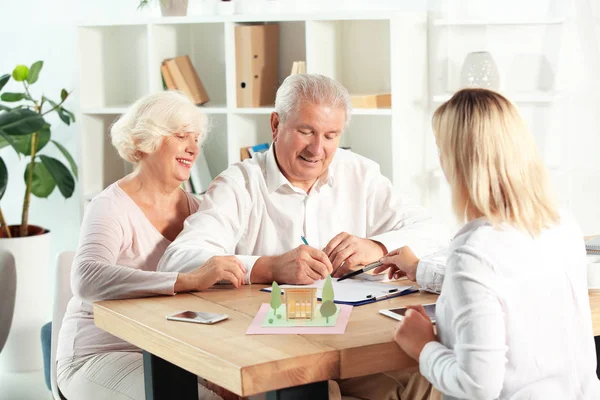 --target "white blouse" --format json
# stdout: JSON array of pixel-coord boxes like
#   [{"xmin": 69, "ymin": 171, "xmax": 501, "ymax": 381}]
[{"xmin": 420, "ymin": 213, "xmax": 600, "ymax": 399}]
